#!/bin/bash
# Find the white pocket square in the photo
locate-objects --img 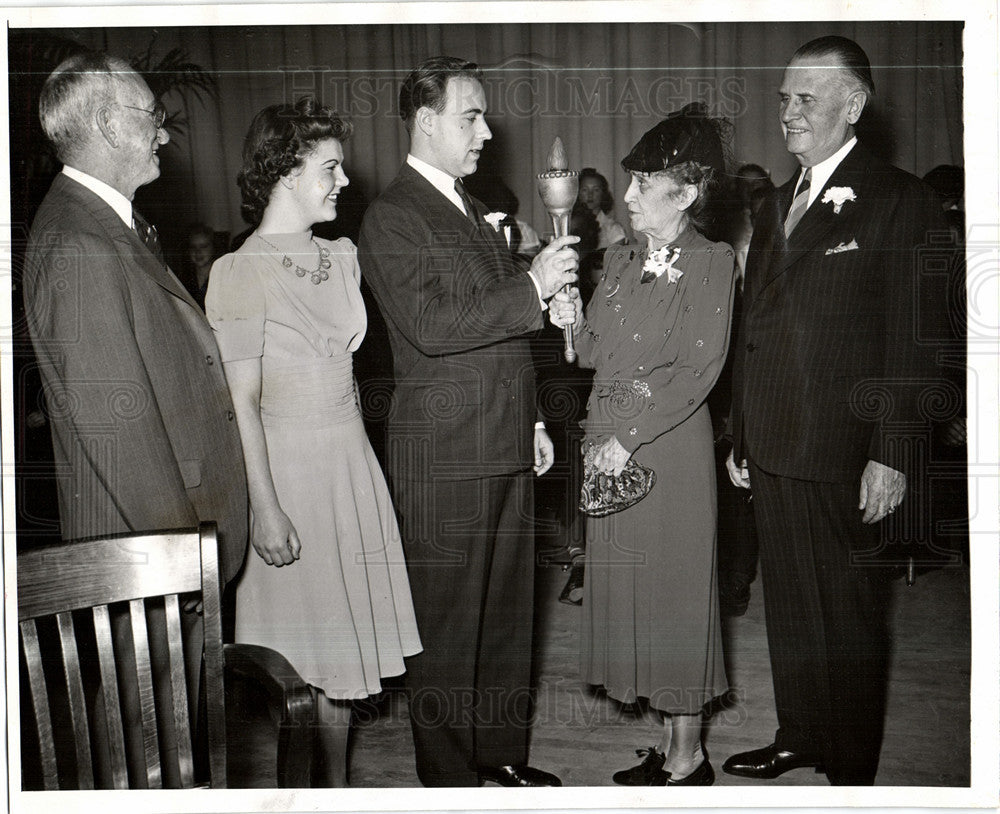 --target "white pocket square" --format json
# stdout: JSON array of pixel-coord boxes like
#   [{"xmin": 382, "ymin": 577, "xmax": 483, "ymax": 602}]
[{"xmin": 825, "ymin": 239, "xmax": 859, "ymax": 255}]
